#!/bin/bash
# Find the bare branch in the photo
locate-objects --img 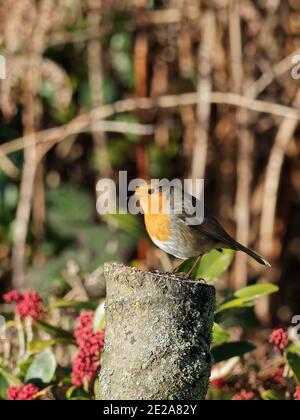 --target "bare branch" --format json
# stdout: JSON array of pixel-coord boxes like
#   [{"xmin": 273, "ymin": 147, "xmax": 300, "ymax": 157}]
[
  {"xmin": 1, "ymin": 92, "xmax": 300, "ymax": 158},
  {"xmin": 191, "ymin": 10, "xmax": 216, "ymax": 184}
]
